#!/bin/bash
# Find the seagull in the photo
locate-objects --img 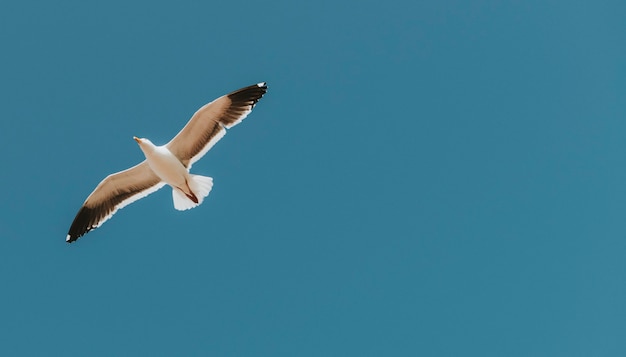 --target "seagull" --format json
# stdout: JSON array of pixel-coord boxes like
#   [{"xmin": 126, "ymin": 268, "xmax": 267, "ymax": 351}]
[{"xmin": 66, "ymin": 82, "xmax": 268, "ymax": 243}]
